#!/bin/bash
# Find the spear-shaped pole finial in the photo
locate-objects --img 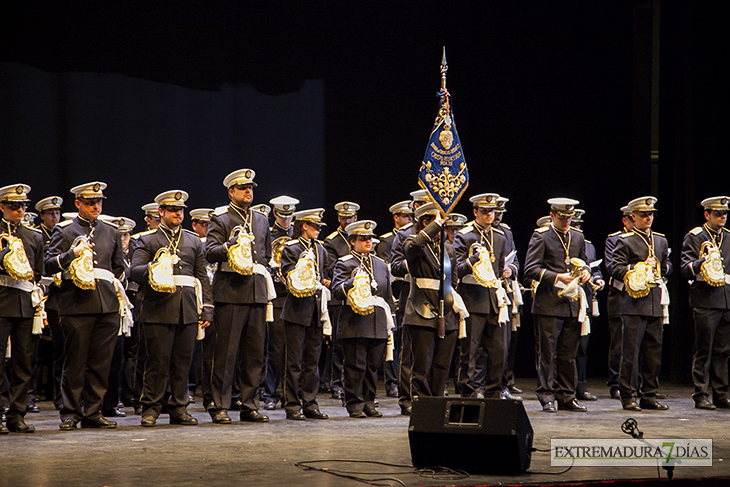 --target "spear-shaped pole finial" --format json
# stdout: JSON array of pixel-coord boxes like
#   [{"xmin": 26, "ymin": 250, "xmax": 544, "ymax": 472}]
[{"xmin": 440, "ymin": 46, "xmax": 448, "ymax": 90}]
